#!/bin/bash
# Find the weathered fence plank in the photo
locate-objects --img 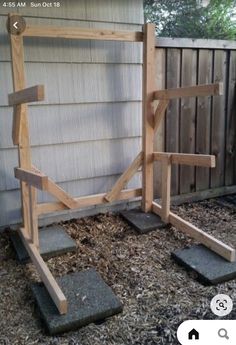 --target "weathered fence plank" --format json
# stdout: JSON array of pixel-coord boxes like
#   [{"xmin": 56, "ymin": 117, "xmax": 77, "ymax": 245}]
[{"xmin": 155, "ymin": 39, "xmax": 236, "ymax": 199}]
